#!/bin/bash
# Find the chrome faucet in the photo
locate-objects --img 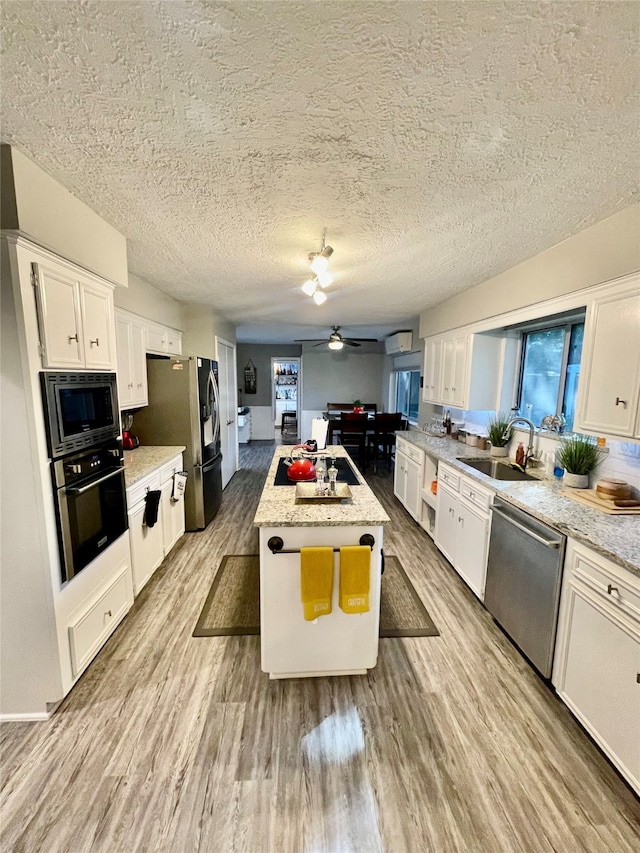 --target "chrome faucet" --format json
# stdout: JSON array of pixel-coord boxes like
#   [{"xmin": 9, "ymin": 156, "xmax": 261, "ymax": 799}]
[{"xmin": 503, "ymin": 417, "xmax": 537, "ymax": 469}]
